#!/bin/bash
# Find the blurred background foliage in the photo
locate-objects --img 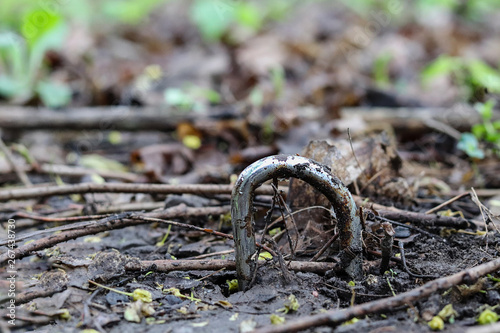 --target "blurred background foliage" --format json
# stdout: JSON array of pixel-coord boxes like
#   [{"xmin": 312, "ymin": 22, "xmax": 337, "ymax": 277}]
[
  {"xmin": 1, "ymin": 0, "xmax": 500, "ymax": 156},
  {"xmin": 1, "ymin": 0, "xmax": 499, "ymax": 102}
]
